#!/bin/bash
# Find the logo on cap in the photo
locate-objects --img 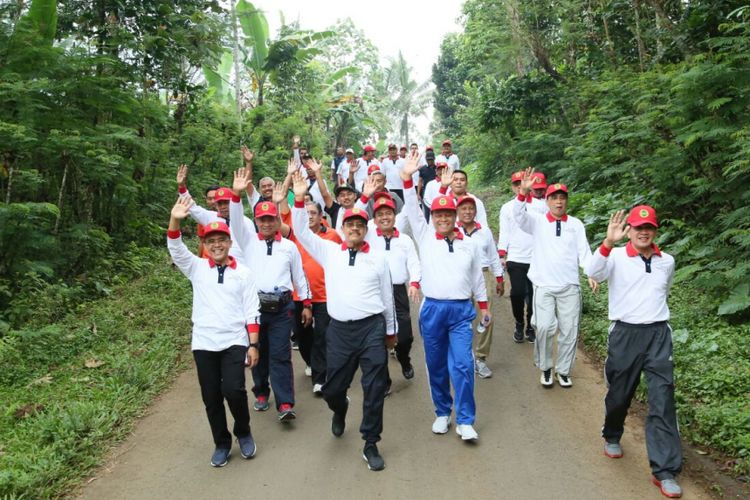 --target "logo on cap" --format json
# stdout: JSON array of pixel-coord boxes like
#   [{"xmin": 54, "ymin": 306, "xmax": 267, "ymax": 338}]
[
  {"xmin": 378, "ymin": 198, "xmax": 387, "ymax": 205},
  {"xmin": 261, "ymin": 202, "xmax": 269, "ymax": 211},
  {"xmin": 554, "ymin": 183, "xmax": 561, "ymax": 189},
  {"xmin": 533, "ymin": 176, "xmax": 540, "ymax": 183},
  {"xmin": 439, "ymin": 198, "xmax": 447, "ymax": 206},
  {"xmin": 639, "ymin": 208, "xmax": 649, "ymax": 218},
  {"xmin": 210, "ymin": 222, "xmax": 219, "ymax": 229},
  {"xmin": 352, "ymin": 208, "xmax": 360, "ymax": 214},
  {"xmin": 217, "ymin": 189, "xmax": 225, "ymax": 196}
]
